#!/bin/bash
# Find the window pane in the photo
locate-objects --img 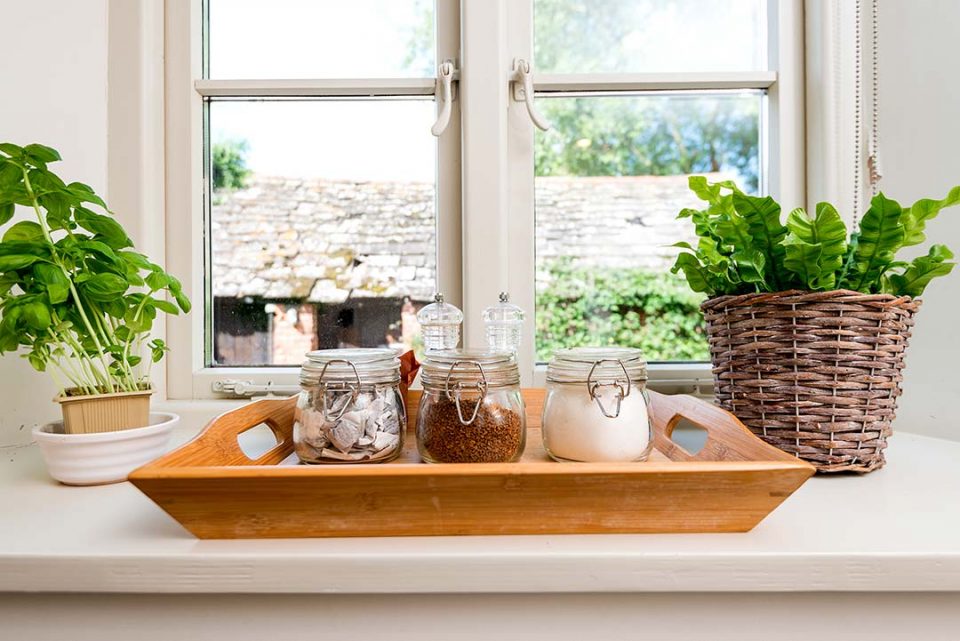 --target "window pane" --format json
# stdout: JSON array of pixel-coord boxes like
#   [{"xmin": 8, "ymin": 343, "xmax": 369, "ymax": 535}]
[
  {"xmin": 209, "ymin": 99, "xmax": 437, "ymax": 366},
  {"xmin": 208, "ymin": 0, "xmax": 435, "ymax": 79},
  {"xmin": 534, "ymin": 92, "xmax": 762, "ymax": 363},
  {"xmin": 534, "ymin": 0, "xmax": 765, "ymax": 74}
]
